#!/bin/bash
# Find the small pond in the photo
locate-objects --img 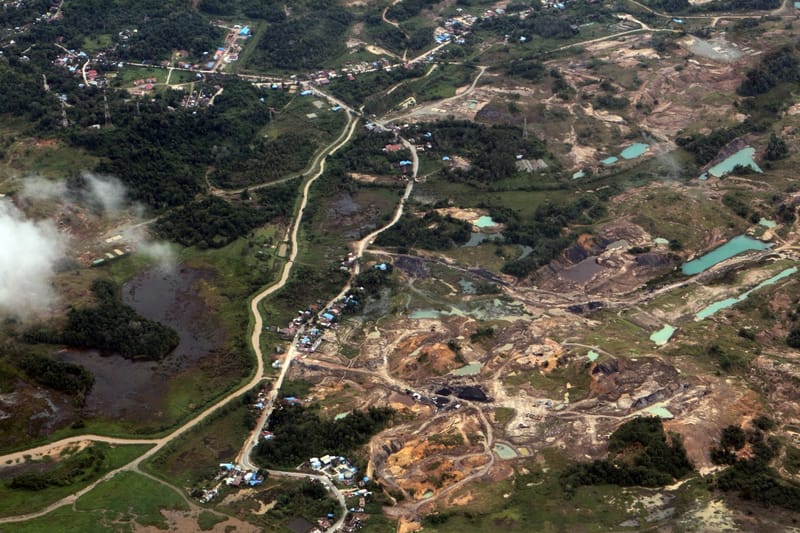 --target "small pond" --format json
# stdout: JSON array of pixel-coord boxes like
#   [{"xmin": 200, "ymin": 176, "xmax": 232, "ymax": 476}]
[
  {"xmin": 462, "ymin": 232, "xmax": 504, "ymax": 247},
  {"xmin": 645, "ymin": 406, "xmax": 674, "ymax": 419},
  {"xmin": 601, "ymin": 156, "xmax": 619, "ymax": 165},
  {"xmin": 681, "ymin": 235, "xmax": 770, "ymax": 275},
  {"xmin": 701, "ymin": 147, "xmax": 762, "ymax": 179},
  {"xmin": 452, "ymin": 362, "xmax": 482, "ymax": 376},
  {"xmin": 494, "ymin": 443, "xmax": 518, "ymax": 459},
  {"xmin": 650, "ymin": 325, "xmax": 676, "ymax": 346},
  {"xmin": 474, "ymin": 215, "xmax": 498, "ymax": 229},
  {"xmin": 759, "ymin": 218, "xmax": 777, "ymax": 228},
  {"xmin": 572, "ymin": 170, "xmax": 586, "ymax": 180},
  {"xmin": 409, "ymin": 308, "xmax": 446, "ymax": 319},
  {"xmin": 587, "ymin": 350, "xmax": 599, "ymax": 362},
  {"xmin": 620, "ymin": 143, "xmax": 649, "ymax": 160}
]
